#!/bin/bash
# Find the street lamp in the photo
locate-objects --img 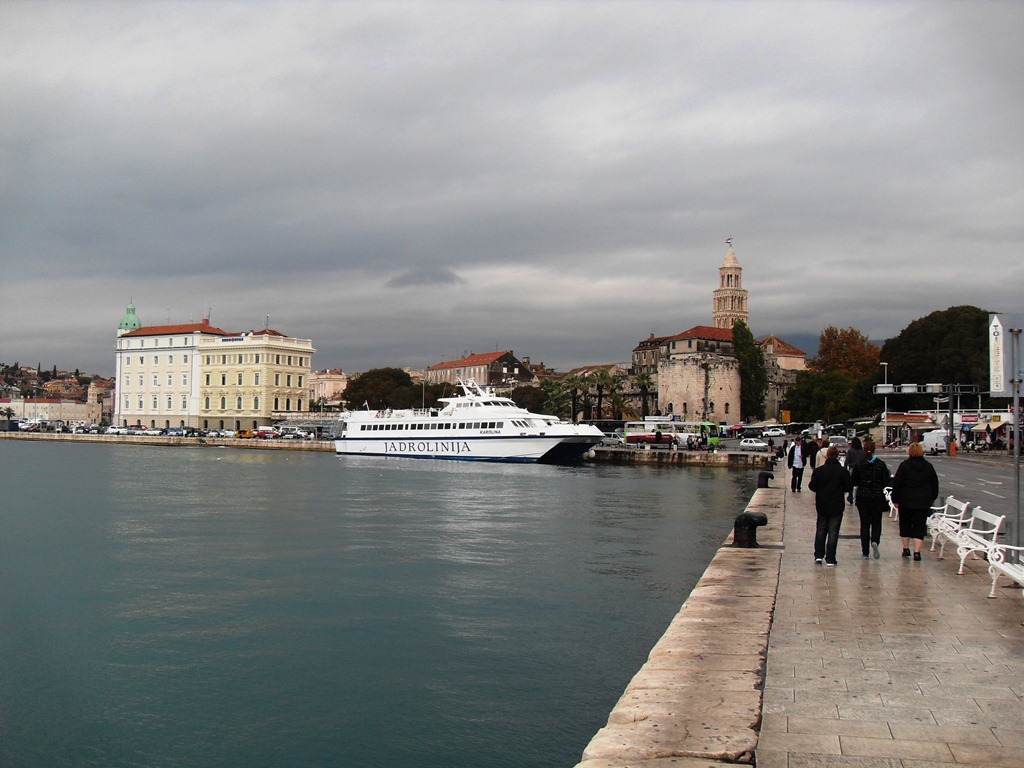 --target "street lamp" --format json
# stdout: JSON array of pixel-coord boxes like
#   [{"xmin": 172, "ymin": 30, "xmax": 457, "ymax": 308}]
[{"xmin": 880, "ymin": 362, "xmax": 888, "ymax": 446}]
